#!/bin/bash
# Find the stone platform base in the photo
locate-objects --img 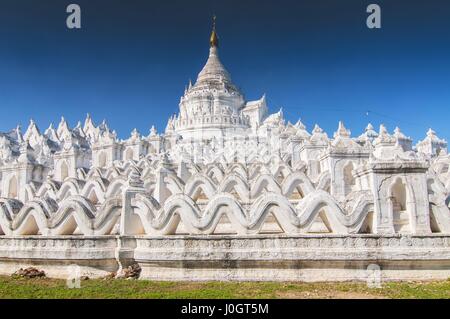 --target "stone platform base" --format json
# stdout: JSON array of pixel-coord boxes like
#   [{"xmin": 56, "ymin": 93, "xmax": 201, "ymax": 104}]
[{"xmin": 0, "ymin": 235, "xmax": 449, "ymax": 282}]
